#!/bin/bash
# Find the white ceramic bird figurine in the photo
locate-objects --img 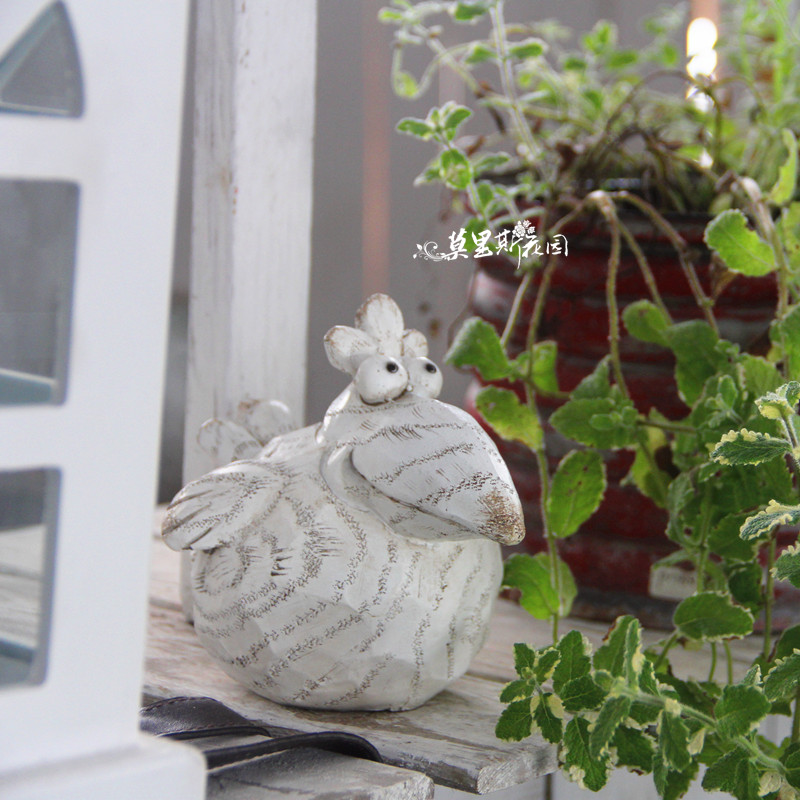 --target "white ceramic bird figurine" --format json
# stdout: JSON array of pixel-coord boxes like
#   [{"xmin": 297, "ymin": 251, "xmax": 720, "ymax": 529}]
[{"xmin": 163, "ymin": 294, "xmax": 524, "ymax": 711}]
